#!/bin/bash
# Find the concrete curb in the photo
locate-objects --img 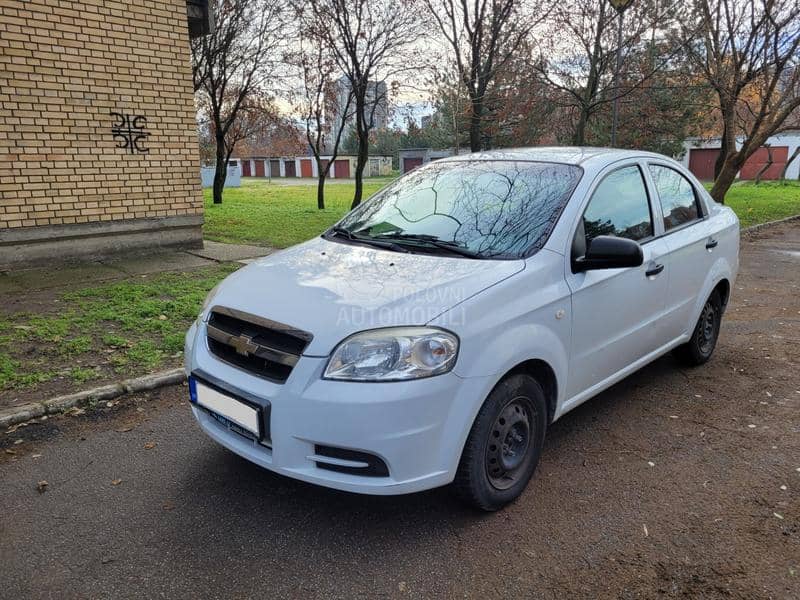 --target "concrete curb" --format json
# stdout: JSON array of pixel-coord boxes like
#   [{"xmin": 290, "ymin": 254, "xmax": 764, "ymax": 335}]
[
  {"xmin": 1, "ymin": 368, "xmax": 185, "ymax": 430},
  {"xmin": 742, "ymin": 213, "xmax": 800, "ymax": 236}
]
